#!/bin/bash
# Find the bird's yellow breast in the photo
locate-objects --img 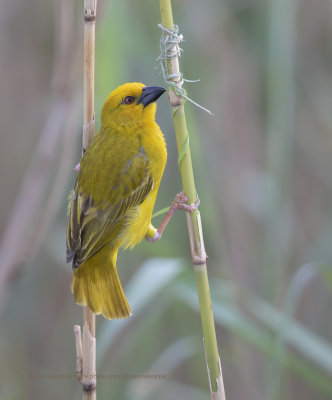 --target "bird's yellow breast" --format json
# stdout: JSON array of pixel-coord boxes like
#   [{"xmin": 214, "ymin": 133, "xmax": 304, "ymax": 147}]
[{"xmin": 119, "ymin": 120, "xmax": 167, "ymax": 249}]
